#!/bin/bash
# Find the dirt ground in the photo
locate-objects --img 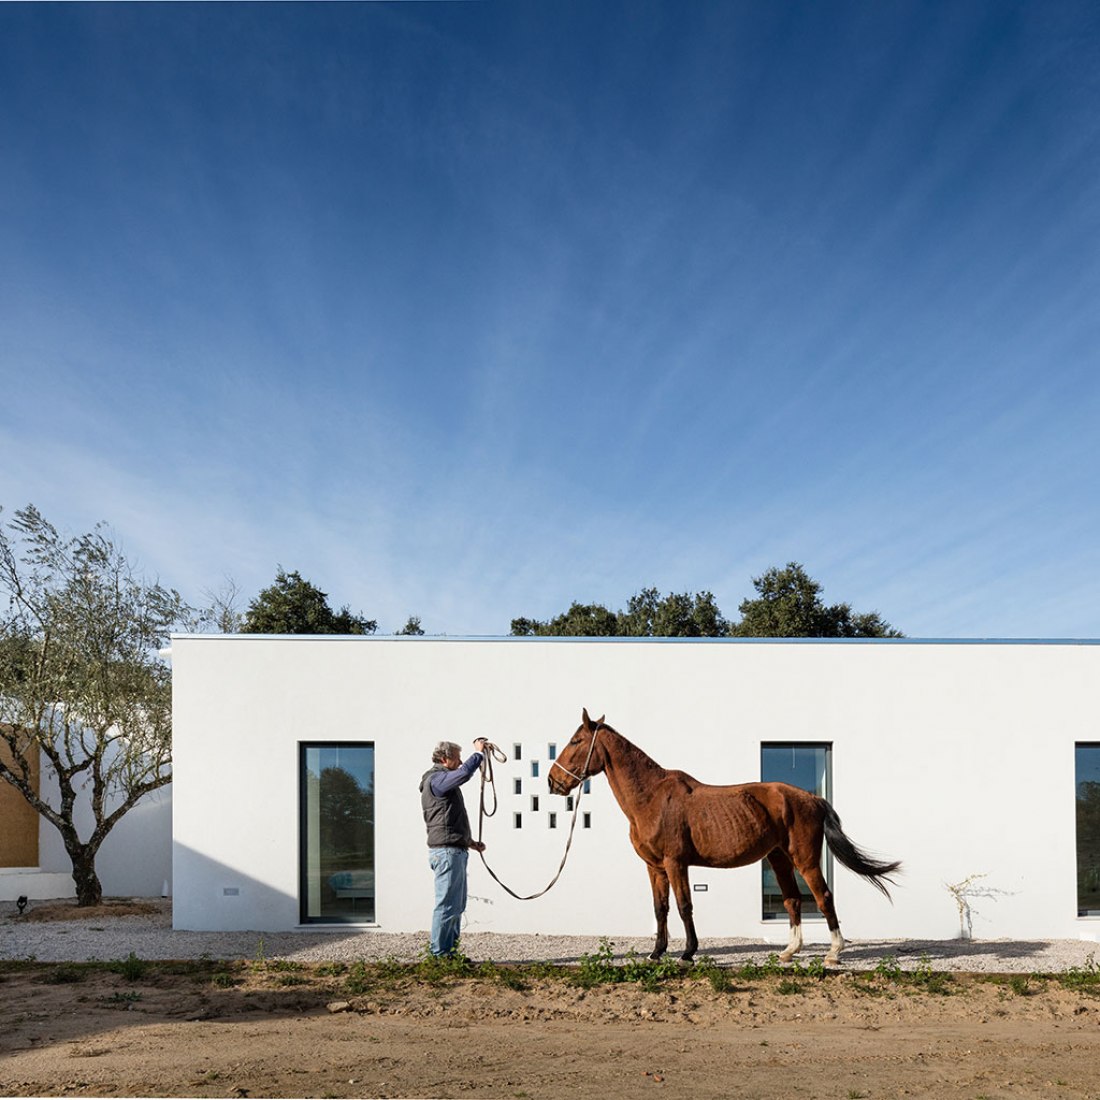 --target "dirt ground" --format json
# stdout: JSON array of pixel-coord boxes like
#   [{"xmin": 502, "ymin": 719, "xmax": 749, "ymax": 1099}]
[{"xmin": 4, "ymin": 928, "xmax": 1100, "ymax": 1100}]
